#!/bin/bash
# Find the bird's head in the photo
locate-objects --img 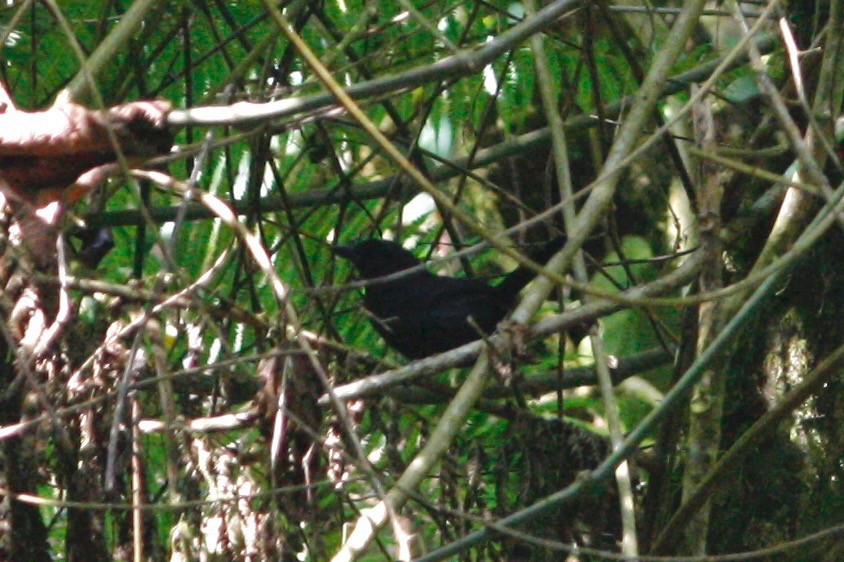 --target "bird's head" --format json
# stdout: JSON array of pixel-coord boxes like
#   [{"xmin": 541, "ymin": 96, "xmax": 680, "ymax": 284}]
[{"xmin": 332, "ymin": 239, "xmax": 423, "ymax": 280}]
